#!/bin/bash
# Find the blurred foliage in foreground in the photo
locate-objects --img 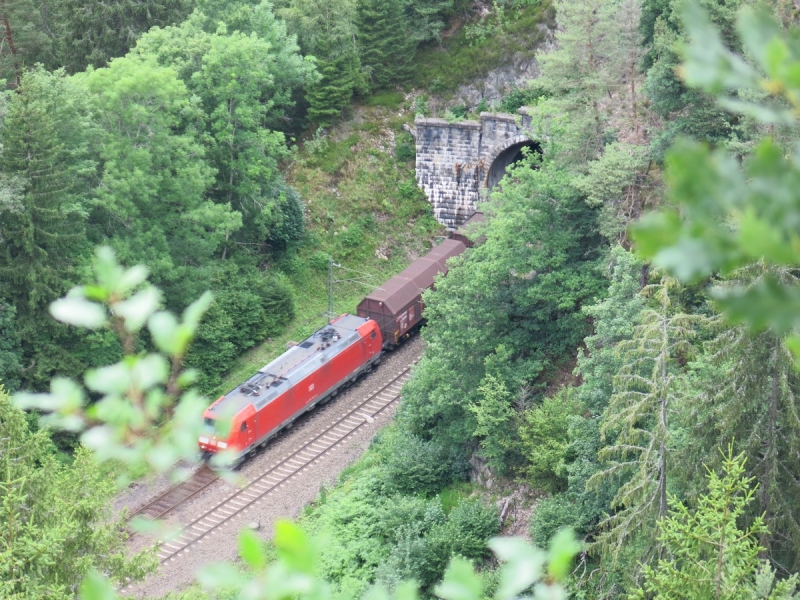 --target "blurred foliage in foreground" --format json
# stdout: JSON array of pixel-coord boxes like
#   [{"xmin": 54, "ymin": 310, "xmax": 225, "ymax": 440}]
[{"xmin": 633, "ymin": 0, "xmax": 800, "ymax": 366}]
